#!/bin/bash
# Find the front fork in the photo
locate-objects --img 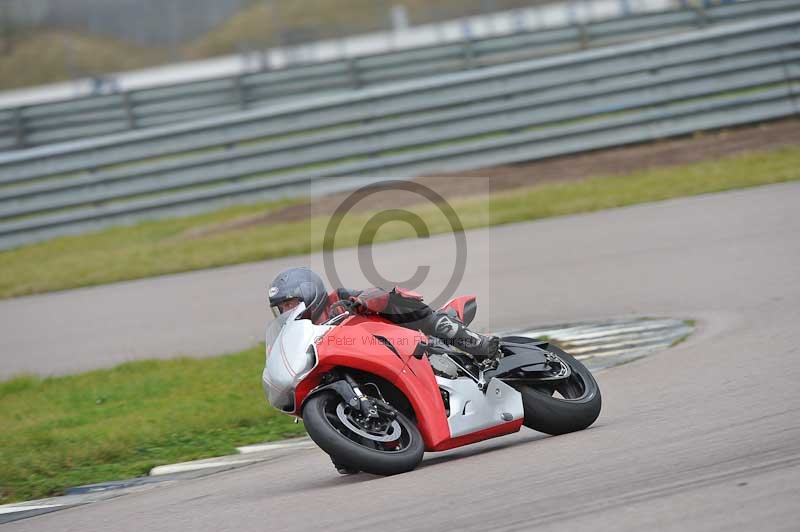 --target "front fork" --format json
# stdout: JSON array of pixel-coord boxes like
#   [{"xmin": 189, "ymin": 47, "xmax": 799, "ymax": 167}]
[{"xmin": 307, "ymin": 371, "xmax": 388, "ymax": 420}]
